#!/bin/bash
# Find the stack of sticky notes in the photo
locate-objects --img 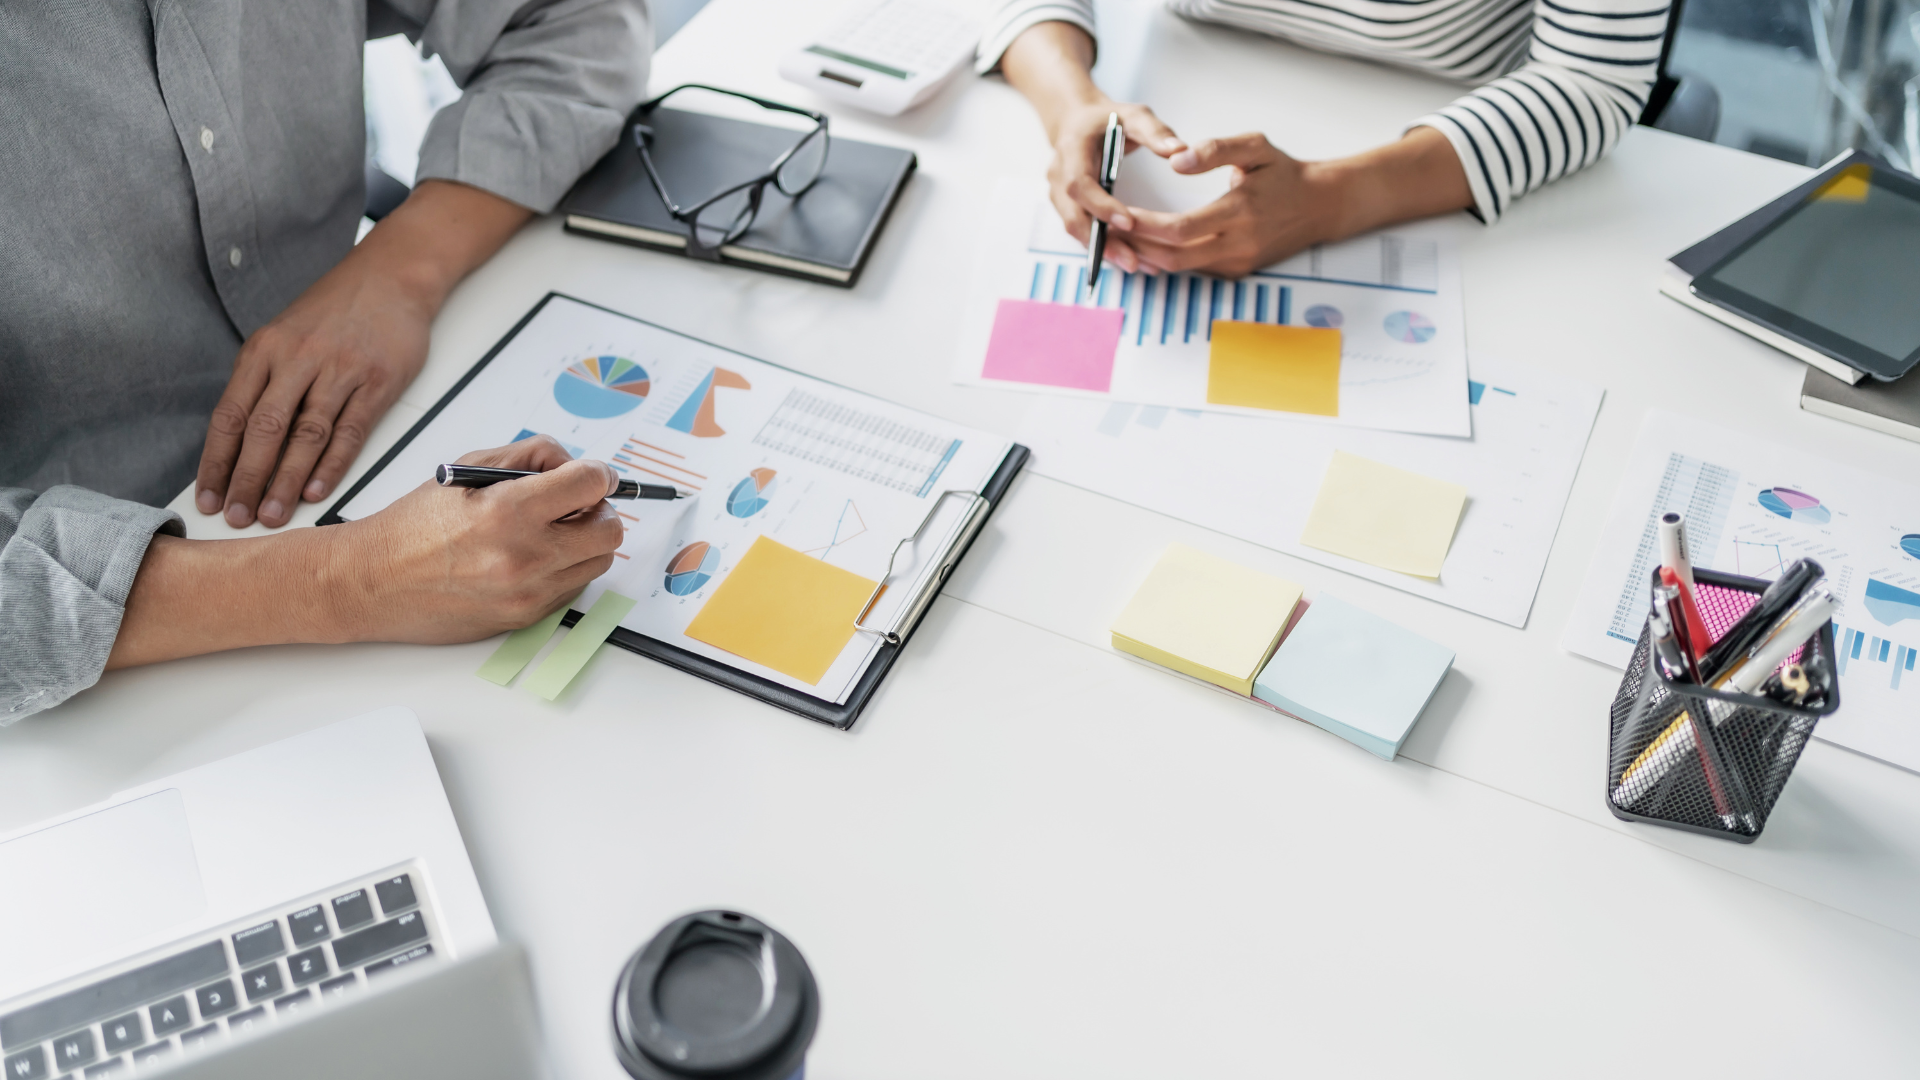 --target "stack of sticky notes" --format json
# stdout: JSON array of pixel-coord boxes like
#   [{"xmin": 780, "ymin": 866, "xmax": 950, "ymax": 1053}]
[
  {"xmin": 1110, "ymin": 543, "xmax": 1303, "ymax": 696},
  {"xmin": 1253, "ymin": 595, "xmax": 1454, "ymax": 760}
]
